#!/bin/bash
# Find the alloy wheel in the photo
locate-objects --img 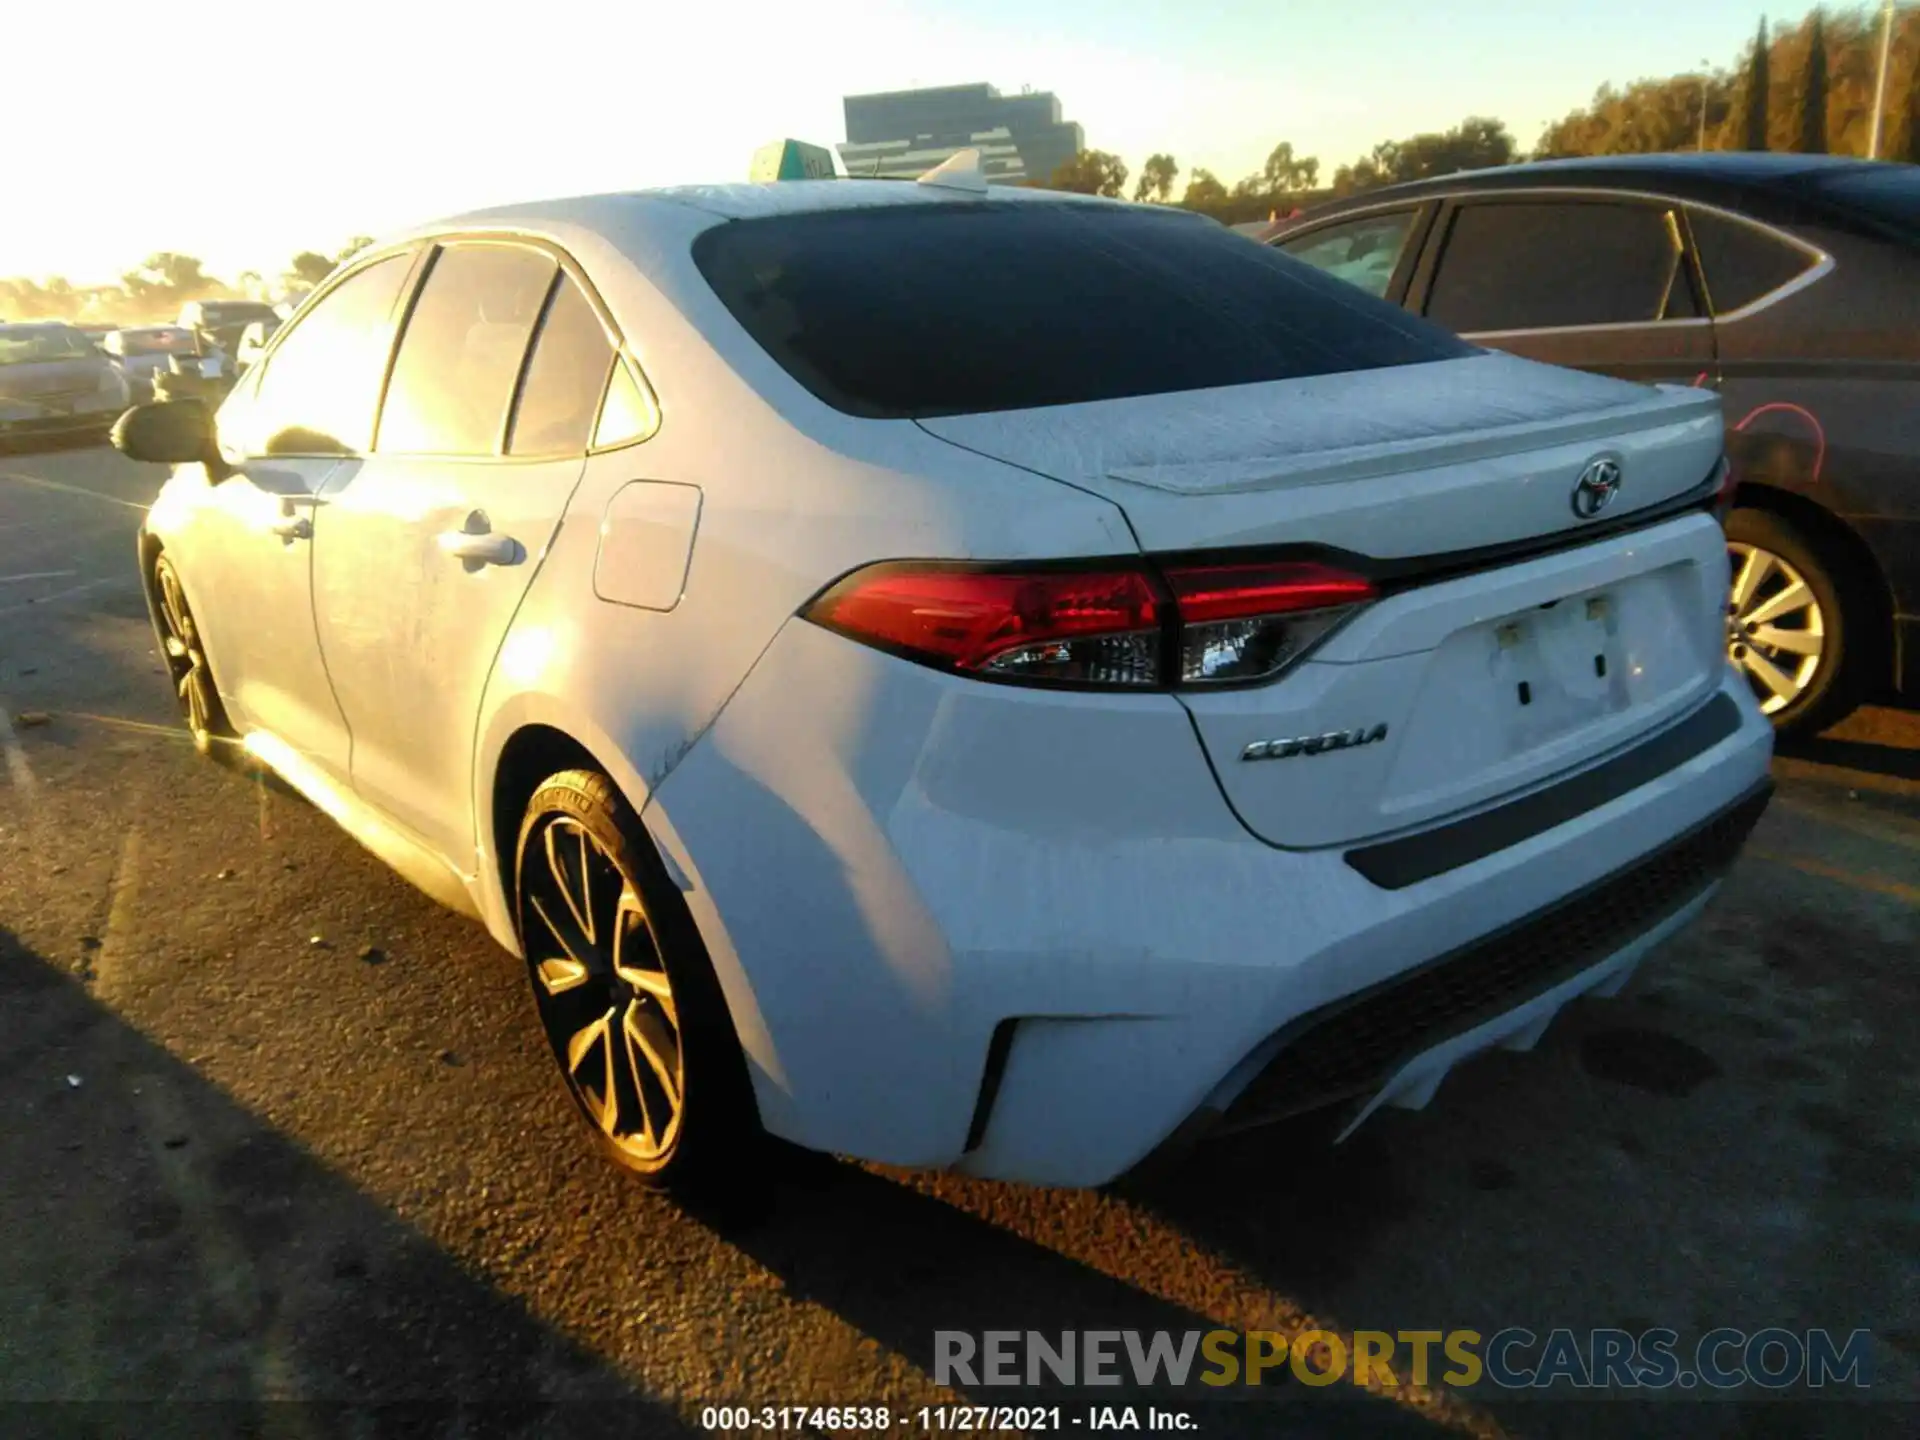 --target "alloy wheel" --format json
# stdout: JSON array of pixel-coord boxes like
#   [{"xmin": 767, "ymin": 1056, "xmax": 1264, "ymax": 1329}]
[
  {"xmin": 1725, "ymin": 541, "xmax": 1826, "ymax": 716},
  {"xmin": 154, "ymin": 557, "xmax": 218, "ymax": 752},
  {"xmin": 521, "ymin": 814, "xmax": 685, "ymax": 1164}
]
